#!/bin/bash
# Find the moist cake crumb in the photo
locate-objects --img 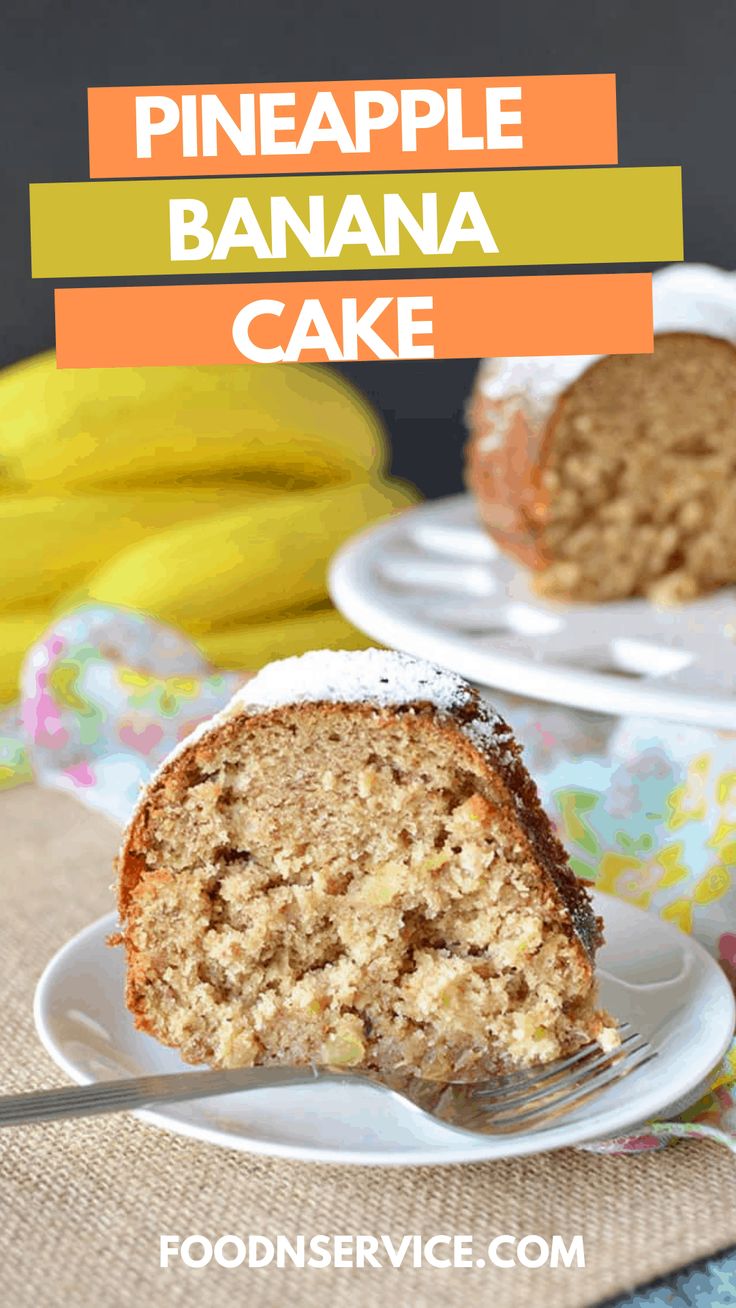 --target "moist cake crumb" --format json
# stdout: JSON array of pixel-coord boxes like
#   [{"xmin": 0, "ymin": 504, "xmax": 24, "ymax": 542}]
[{"xmin": 115, "ymin": 648, "xmax": 616, "ymax": 1081}]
